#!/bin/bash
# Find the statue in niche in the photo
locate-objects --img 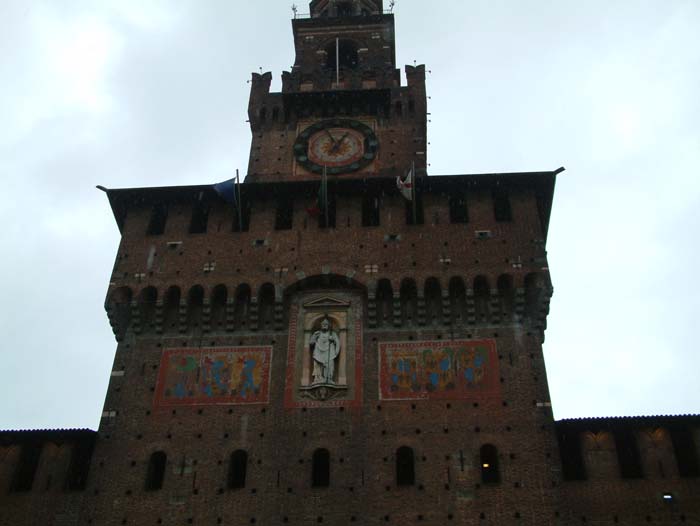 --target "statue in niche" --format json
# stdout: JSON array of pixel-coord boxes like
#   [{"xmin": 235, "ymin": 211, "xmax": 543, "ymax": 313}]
[{"xmin": 309, "ymin": 317, "xmax": 341, "ymax": 384}]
